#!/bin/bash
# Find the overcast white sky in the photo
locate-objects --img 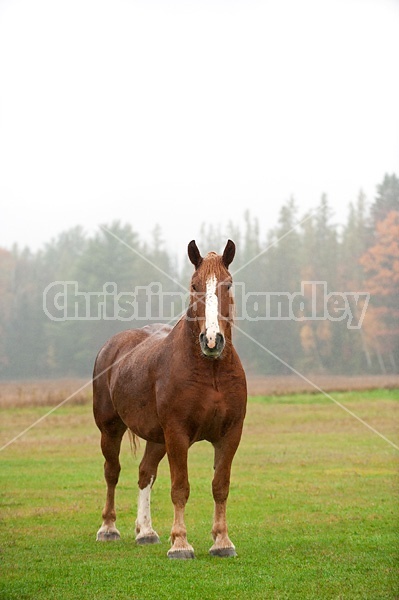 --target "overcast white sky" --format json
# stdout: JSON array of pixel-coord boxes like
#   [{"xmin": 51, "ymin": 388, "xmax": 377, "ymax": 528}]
[{"xmin": 0, "ymin": 0, "xmax": 398, "ymax": 258}]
